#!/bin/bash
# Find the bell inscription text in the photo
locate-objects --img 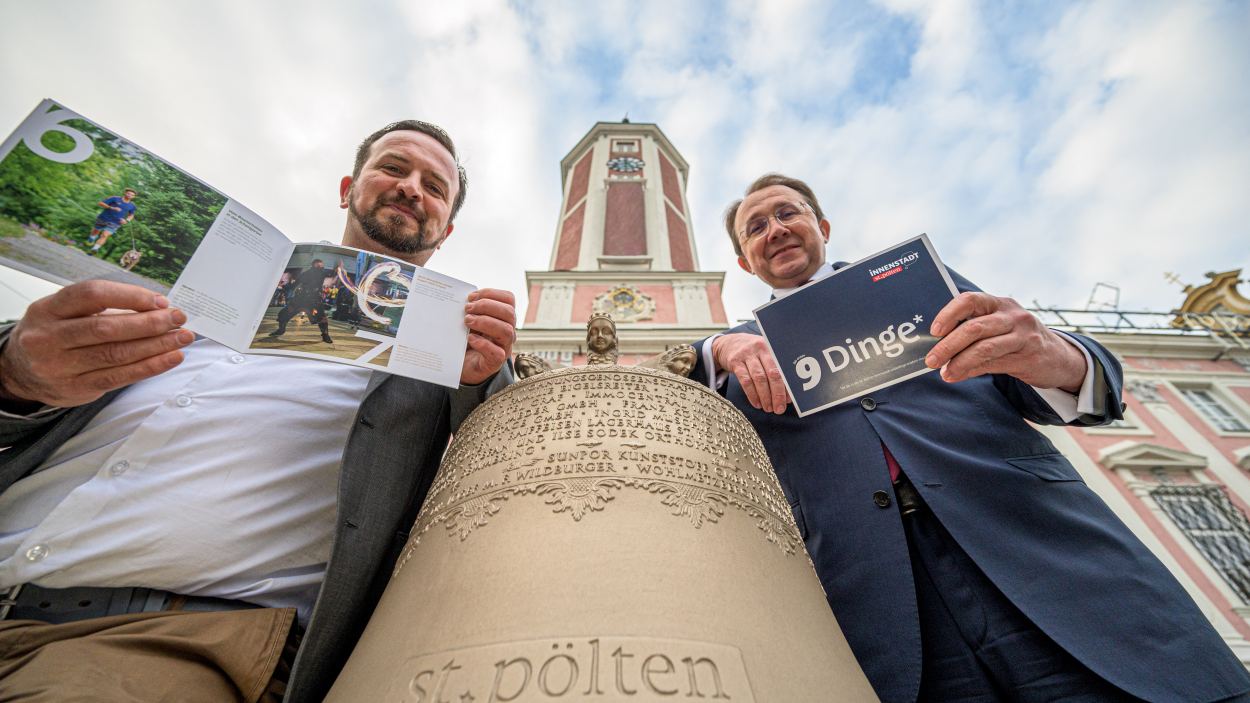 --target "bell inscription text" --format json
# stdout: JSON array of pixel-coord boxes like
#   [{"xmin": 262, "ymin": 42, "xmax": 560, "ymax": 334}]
[
  {"xmin": 399, "ymin": 366, "xmax": 799, "ymax": 566},
  {"xmin": 328, "ymin": 365, "xmax": 878, "ymax": 702}
]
